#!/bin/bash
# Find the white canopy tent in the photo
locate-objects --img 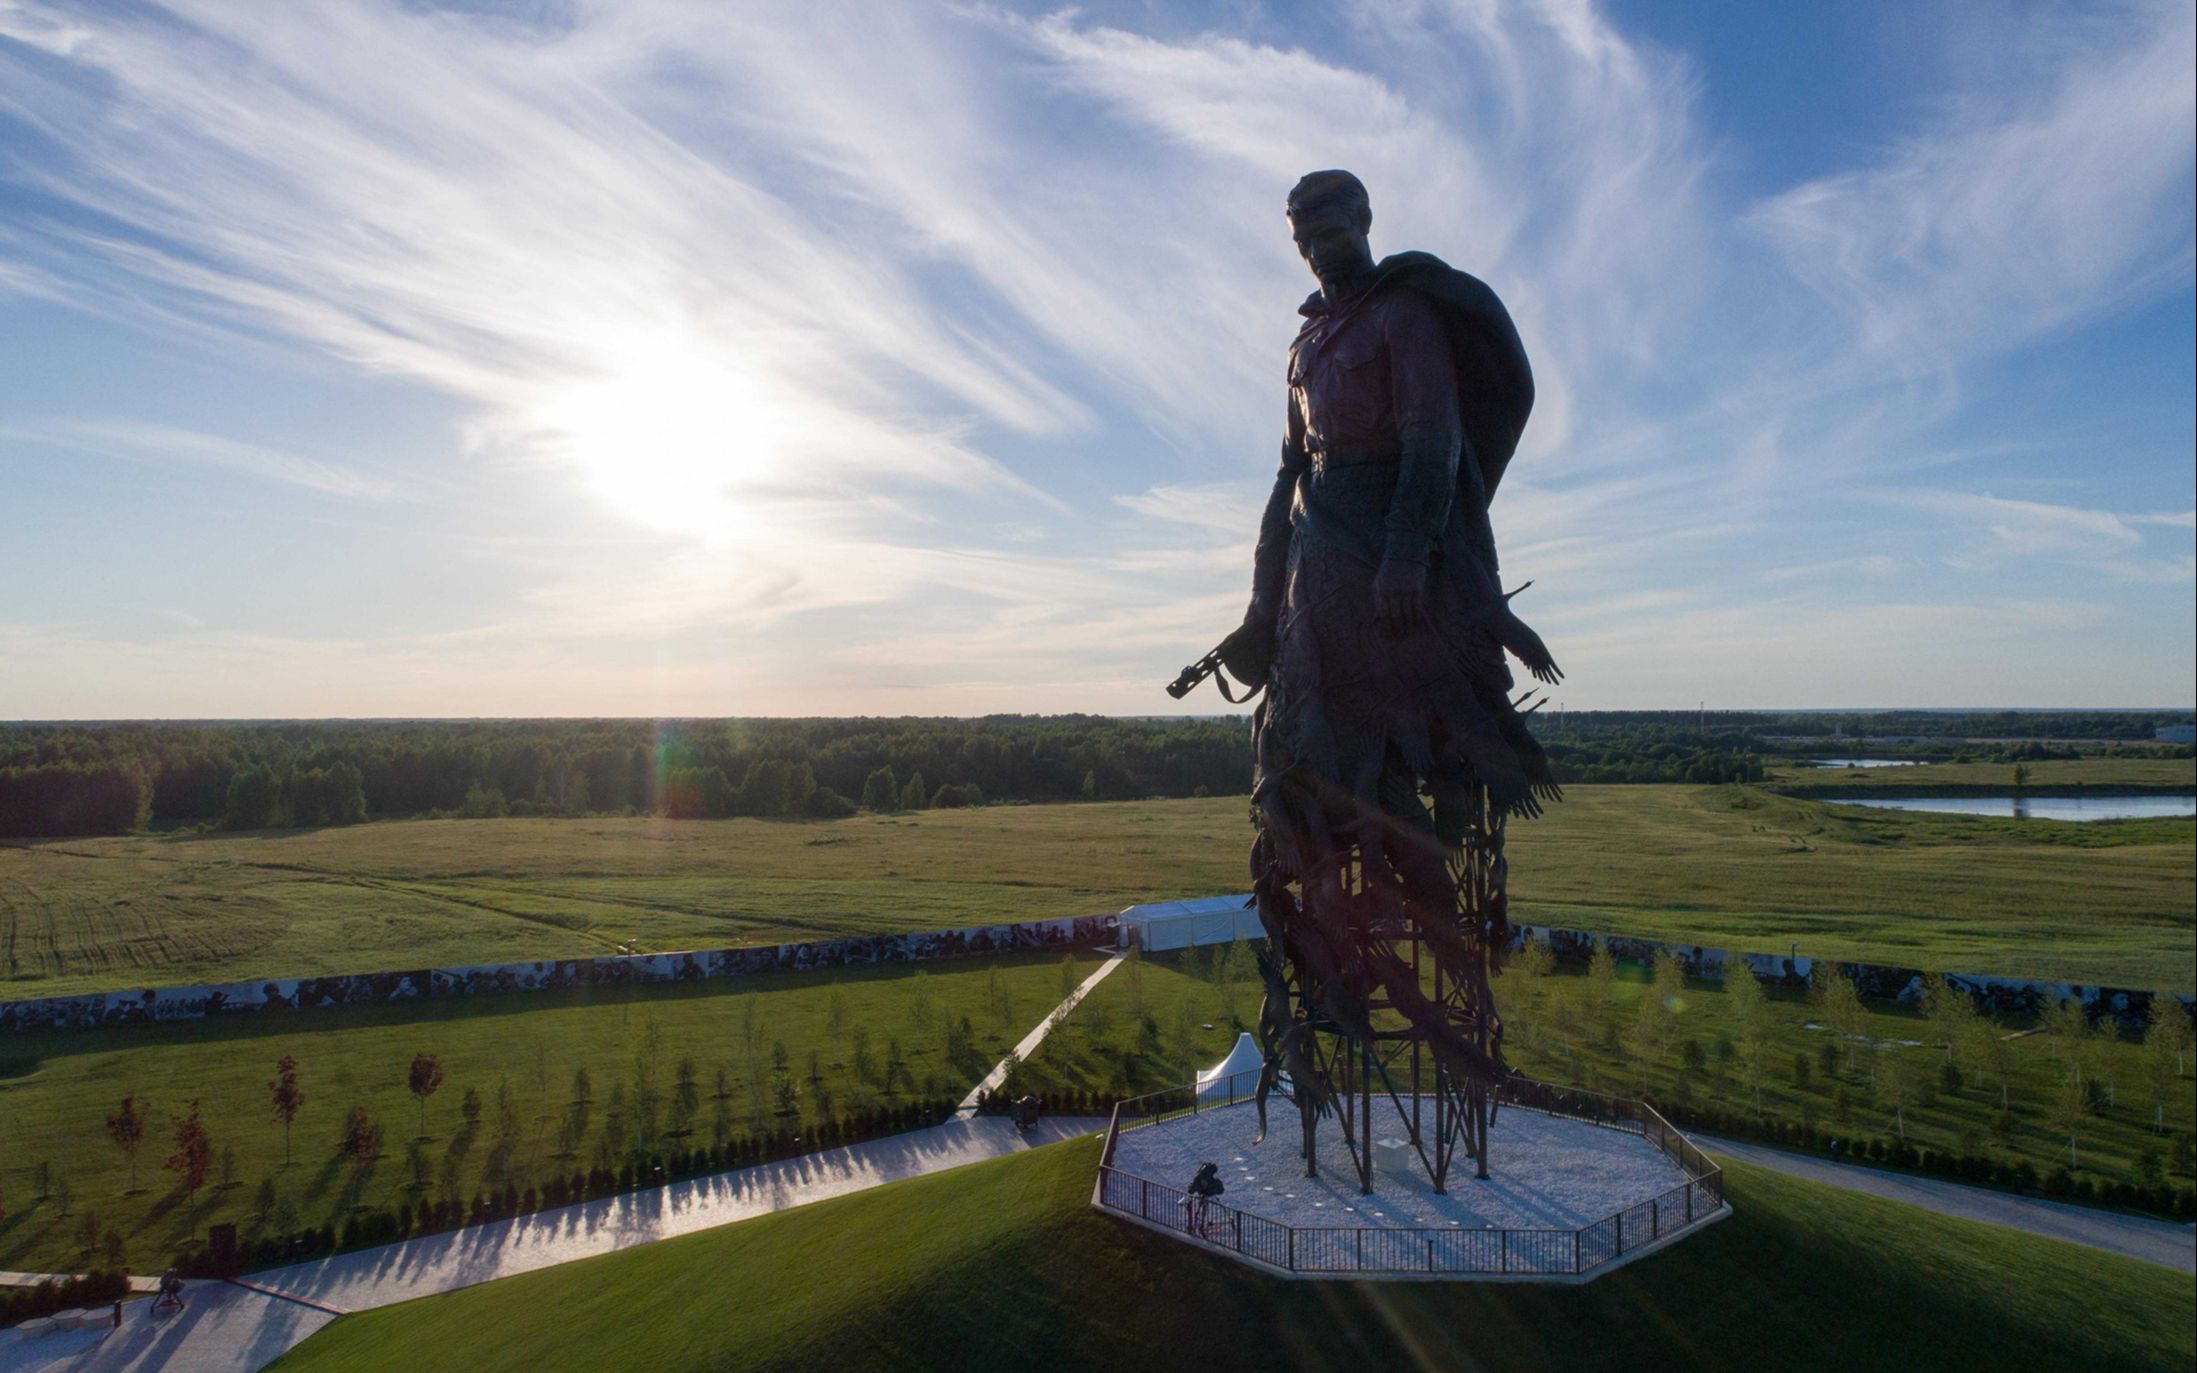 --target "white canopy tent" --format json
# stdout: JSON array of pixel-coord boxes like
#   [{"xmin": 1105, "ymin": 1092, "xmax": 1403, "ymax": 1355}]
[
  {"xmin": 1115, "ymin": 893, "xmax": 1259, "ymax": 952},
  {"xmin": 1196, "ymin": 1031, "xmax": 1267, "ymax": 1102}
]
